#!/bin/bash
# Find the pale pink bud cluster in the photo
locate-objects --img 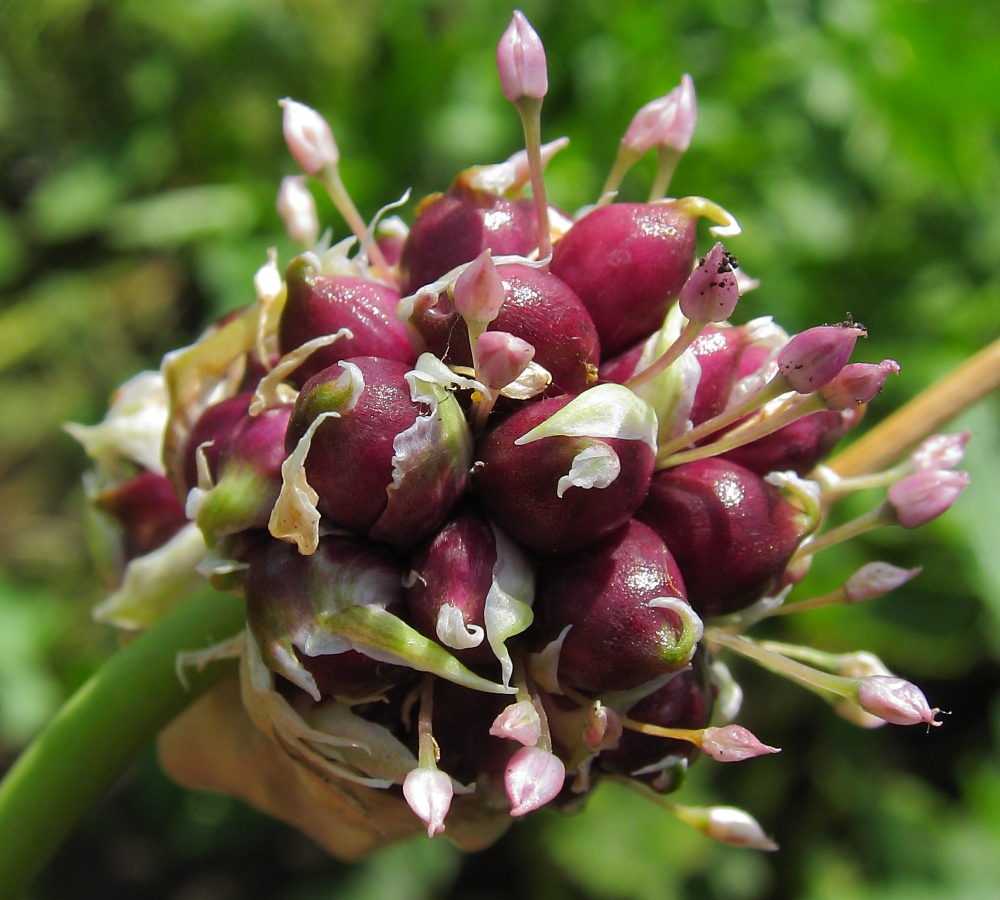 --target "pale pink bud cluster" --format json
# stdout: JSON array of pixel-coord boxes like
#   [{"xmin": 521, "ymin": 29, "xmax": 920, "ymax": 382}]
[
  {"xmin": 679, "ymin": 242, "xmax": 740, "ymax": 323},
  {"xmin": 496, "ymin": 11, "xmax": 548, "ymax": 102},
  {"xmin": 887, "ymin": 469, "xmax": 969, "ymax": 528},
  {"xmin": 279, "ymin": 98, "xmax": 339, "ymax": 176},
  {"xmin": 504, "ymin": 746, "xmax": 566, "ymax": 817},
  {"xmin": 856, "ymin": 675, "xmax": 942, "ymax": 727},
  {"xmin": 622, "ymin": 74, "xmax": 698, "ymax": 155}
]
